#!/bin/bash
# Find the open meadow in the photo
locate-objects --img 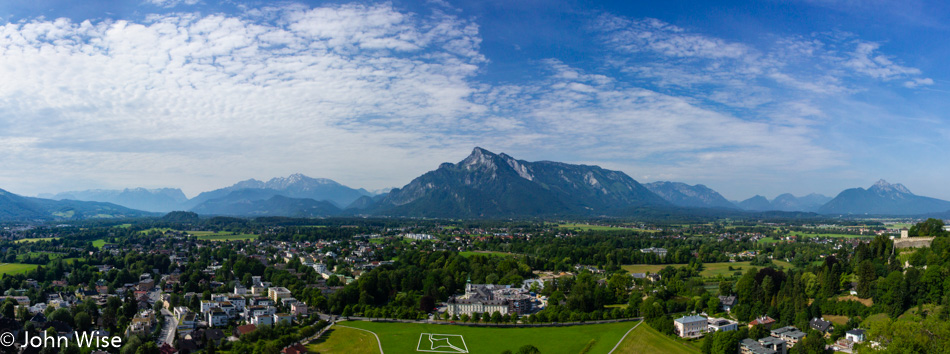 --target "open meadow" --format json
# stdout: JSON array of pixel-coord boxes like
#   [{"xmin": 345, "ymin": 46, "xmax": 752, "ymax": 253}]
[
  {"xmin": 14, "ymin": 237, "xmax": 60, "ymax": 243},
  {"xmin": 0, "ymin": 263, "xmax": 38, "ymax": 276},
  {"xmin": 339, "ymin": 320, "xmax": 647, "ymax": 354},
  {"xmin": 623, "ymin": 260, "xmax": 795, "ymax": 278}
]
